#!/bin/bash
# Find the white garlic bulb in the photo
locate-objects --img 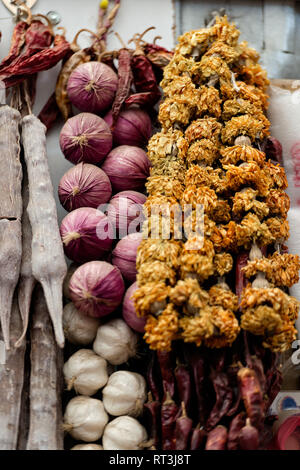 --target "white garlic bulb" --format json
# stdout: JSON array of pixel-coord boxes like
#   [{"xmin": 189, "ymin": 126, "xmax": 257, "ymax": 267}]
[
  {"xmin": 102, "ymin": 416, "xmax": 147, "ymax": 450},
  {"xmin": 93, "ymin": 318, "xmax": 138, "ymax": 365},
  {"xmin": 64, "ymin": 396, "xmax": 108, "ymax": 442},
  {"xmin": 63, "ymin": 303, "xmax": 100, "ymax": 345},
  {"xmin": 71, "ymin": 444, "xmax": 103, "ymax": 450},
  {"xmin": 63, "ymin": 349, "xmax": 108, "ymax": 396},
  {"xmin": 102, "ymin": 371, "xmax": 146, "ymax": 417}
]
